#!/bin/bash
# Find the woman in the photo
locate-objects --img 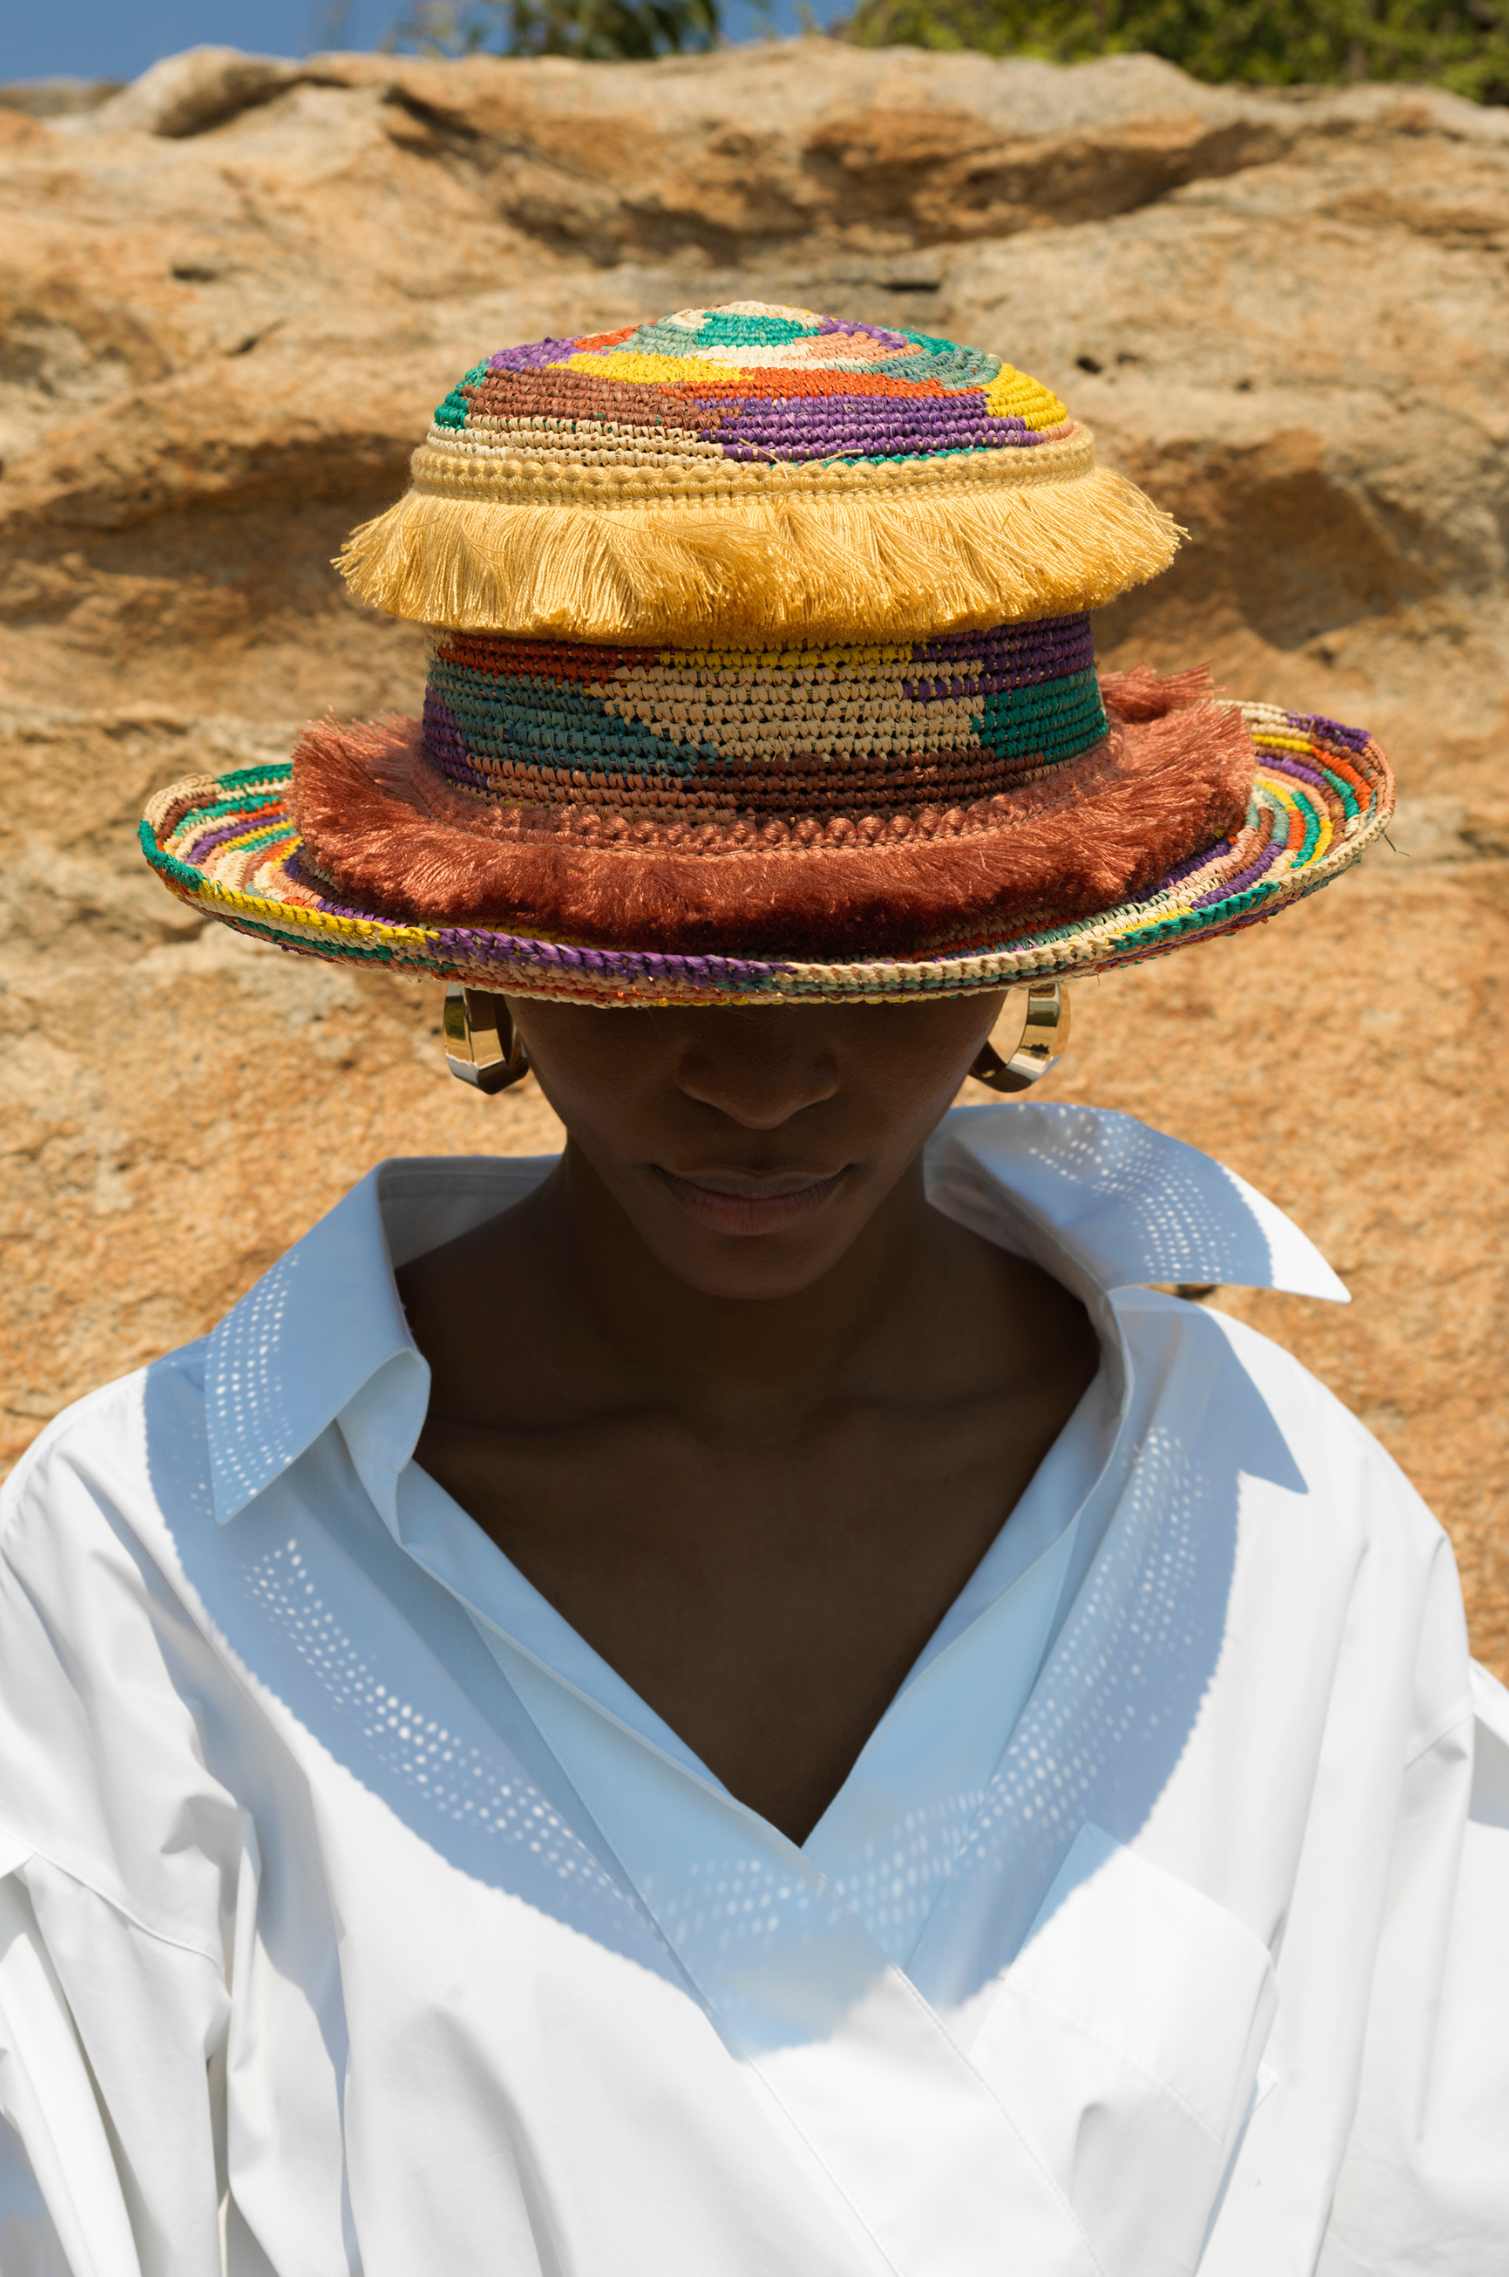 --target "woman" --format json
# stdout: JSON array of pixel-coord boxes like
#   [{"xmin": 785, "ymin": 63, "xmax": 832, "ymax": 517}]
[{"xmin": 1, "ymin": 302, "xmax": 1504, "ymax": 2275}]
